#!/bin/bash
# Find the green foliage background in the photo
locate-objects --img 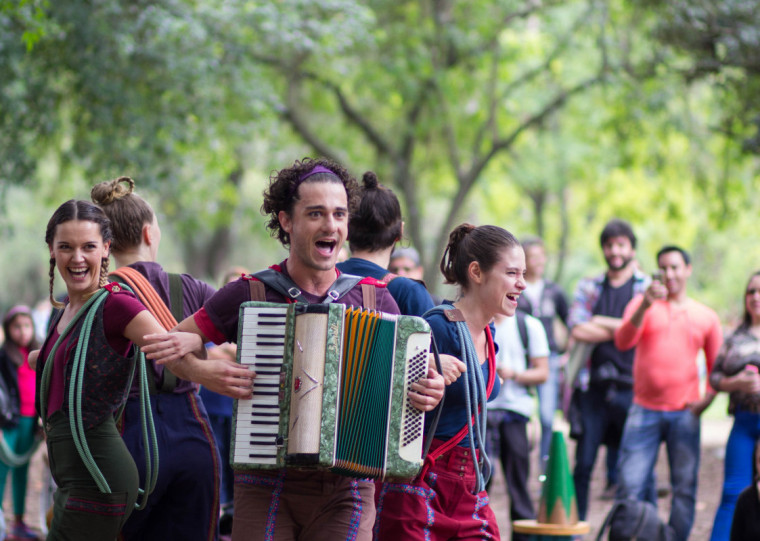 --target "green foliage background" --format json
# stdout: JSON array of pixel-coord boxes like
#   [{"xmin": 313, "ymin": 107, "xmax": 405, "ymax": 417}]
[{"xmin": 1, "ymin": 0, "xmax": 759, "ymax": 331}]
